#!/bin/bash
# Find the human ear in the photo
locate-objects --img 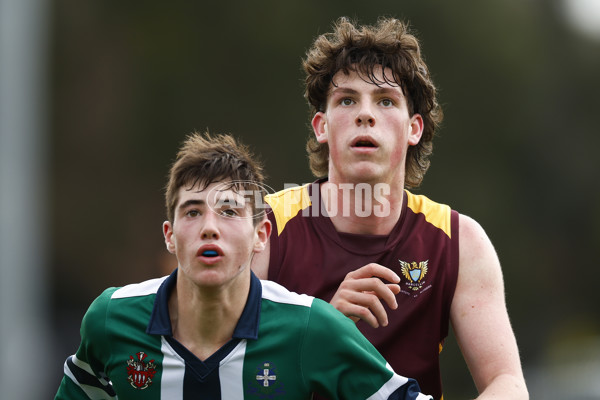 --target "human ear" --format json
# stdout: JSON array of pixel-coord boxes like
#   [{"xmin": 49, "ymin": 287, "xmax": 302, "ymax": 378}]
[
  {"xmin": 163, "ymin": 221, "xmax": 176, "ymax": 254},
  {"xmin": 253, "ymin": 218, "xmax": 272, "ymax": 253},
  {"xmin": 408, "ymin": 114, "xmax": 424, "ymax": 146},
  {"xmin": 311, "ymin": 112, "xmax": 328, "ymax": 144}
]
